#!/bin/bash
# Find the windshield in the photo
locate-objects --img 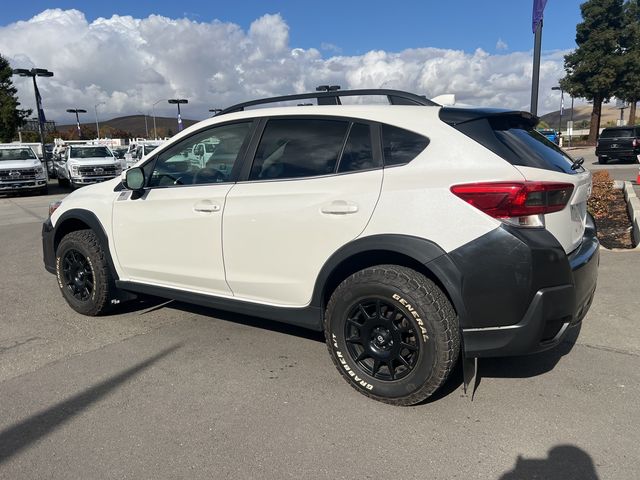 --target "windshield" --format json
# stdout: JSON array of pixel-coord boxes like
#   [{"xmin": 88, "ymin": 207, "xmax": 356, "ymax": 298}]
[
  {"xmin": 0, "ymin": 148, "xmax": 37, "ymax": 161},
  {"xmin": 600, "ymin": 128, "xmax": 634, "ymax": 138},
  {"xmin": 70, "ymin": 147, "xmax": 112, "ymax": 158},
  {"xmin": 144, "ymin": 145, "xmax": 158, "ymax": 154}
]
